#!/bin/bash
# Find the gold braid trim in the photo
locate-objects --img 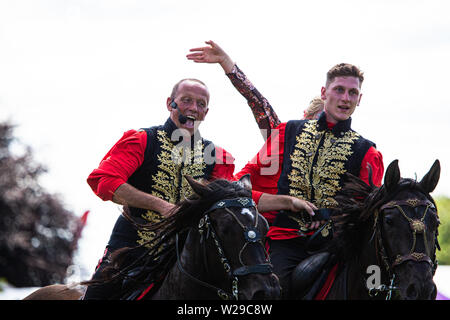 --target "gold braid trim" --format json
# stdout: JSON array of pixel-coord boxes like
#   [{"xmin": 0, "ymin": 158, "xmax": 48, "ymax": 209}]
[
  {"xmin": 288, "ymin": 121, "xmax": 360, "ymax": 210},
  {"xmin": 137, "ymin": 130, "xmax": 207, "ymax": 247}
]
